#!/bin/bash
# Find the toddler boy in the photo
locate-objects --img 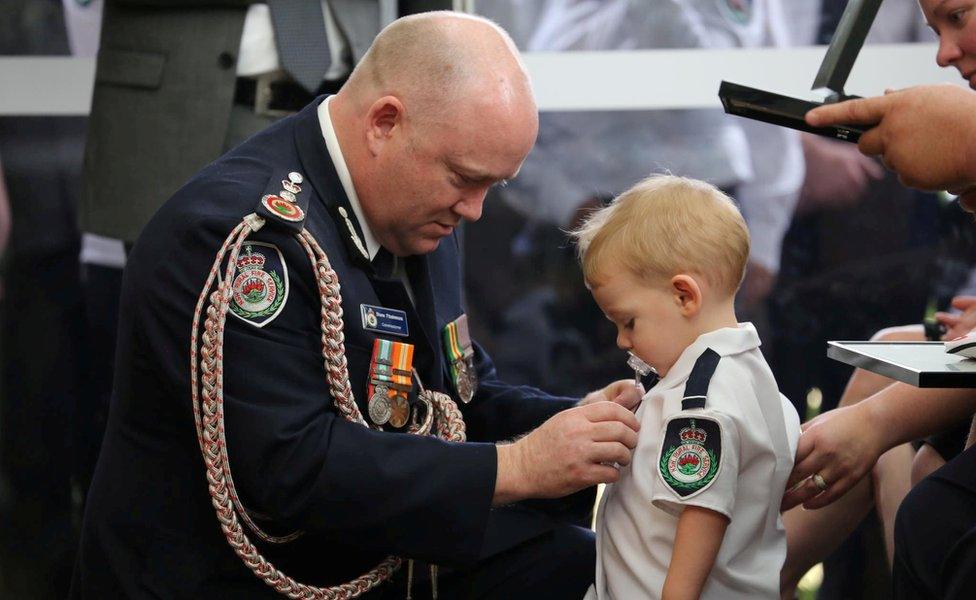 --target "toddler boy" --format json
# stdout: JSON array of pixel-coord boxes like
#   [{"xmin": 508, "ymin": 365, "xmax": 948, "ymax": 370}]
[{"xmin": 573, "ymin": 175, "xmax": 800, "ymax": 599}]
